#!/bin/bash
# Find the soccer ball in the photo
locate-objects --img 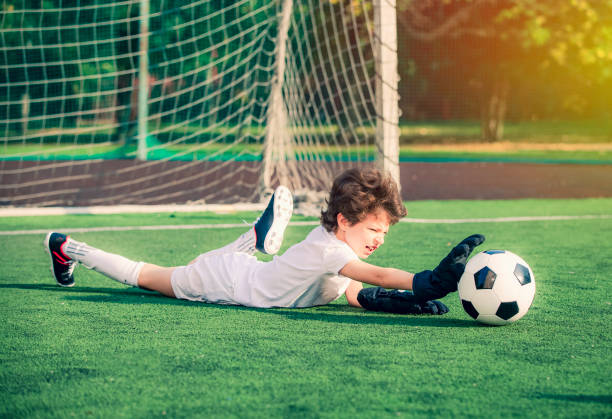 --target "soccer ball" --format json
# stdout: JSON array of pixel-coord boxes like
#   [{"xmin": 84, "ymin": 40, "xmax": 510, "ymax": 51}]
[{"xmin": 458, "ymin": 250, "xmax": 535, "ymax": 326}]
